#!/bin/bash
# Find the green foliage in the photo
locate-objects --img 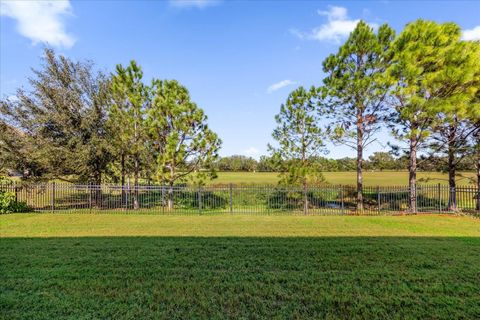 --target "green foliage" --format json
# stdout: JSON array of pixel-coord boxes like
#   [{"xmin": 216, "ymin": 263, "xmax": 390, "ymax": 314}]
[
  {"xmin": 0, "ymin": 190, "xmax": 31, "ymax": 214},
  {"xmin": 387, "ymin": 20, "xmax": 480, "ymax": 153},
  {"xmin": 1, "ymin": 21, "xmax": 479, "ymax": 193},
  {"xmin": 214, "ymin": 155, "xmax": 258, "ymax": 172},
  {"xmin": 269, "ymin": 86, "xmax": 326, "ymax": 186},
  {"xmin": 425, "ymin": 36, "xmax": 480, "ymax": 178},
  {"xmin": 211, "ymin": 155, "xmax": 420, "ymax": 174},
  {"xmin": 257, "ymin": 155, "xmax": 277, "ymax": 172},
  {"xmin": 267, "ymin": 189, "xmax": 303, "ymax": 210},
  {"xmin": 109, "ymin": 60, "xmax": 151, "ymax": 184},
  {"xmin": 386, "ymin": 20, "xmax": 480, "ymax": 210},
  {"xmin": 0, "ymin": 121, "xmax": 41, "ymax": 178},
  {"xmin": 174, "ymin": 190, "xmax": 228, "ymax": 210},
  {"xmin": 321, "ymin": 21, "xmax": 395, "ymax": 209},
  {"xmin": 267, "ymin": 189, "xmax": 341, "ymax": 210},
  {"xmin": 147, "ymin": 80, "xmax": 221, "ymax": 186},
  {"xmin": 322, "ymin": 21, "xmax": 395, "ymax": 149},
  {"xmin": 364, "ymin": 152, "xmax": 399, "ymax": 171},
  {"xmin": 0, "ymin": 49, "xmax": 113, "ymax": 184}
]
